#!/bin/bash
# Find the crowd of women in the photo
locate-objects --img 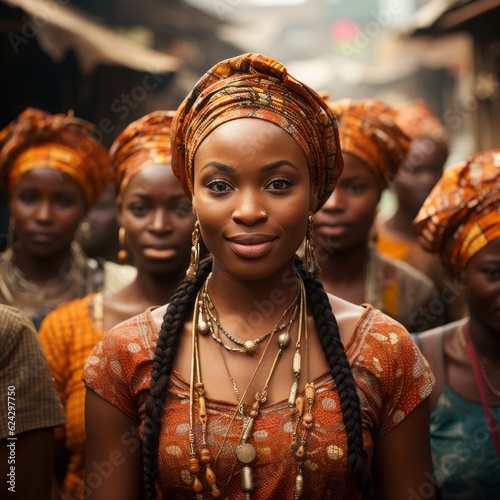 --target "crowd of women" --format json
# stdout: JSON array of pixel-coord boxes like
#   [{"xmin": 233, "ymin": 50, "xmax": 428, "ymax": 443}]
[{"xmin": 0, "ymin": 52, "xmax": 498, "ymax": 499}]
